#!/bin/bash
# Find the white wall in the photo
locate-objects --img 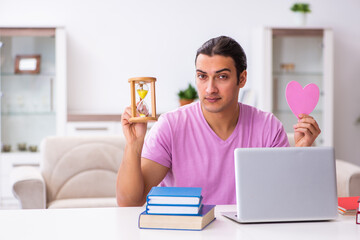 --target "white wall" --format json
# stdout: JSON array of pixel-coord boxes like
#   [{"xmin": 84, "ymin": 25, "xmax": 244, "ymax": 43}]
[{"xmin": 0, "ymin": 0, "xmax": 360, "ymax": 165}]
